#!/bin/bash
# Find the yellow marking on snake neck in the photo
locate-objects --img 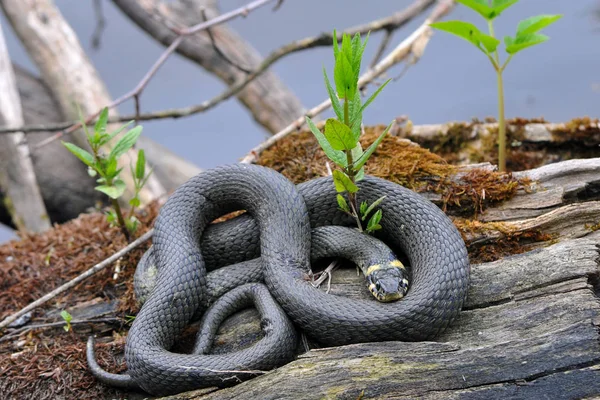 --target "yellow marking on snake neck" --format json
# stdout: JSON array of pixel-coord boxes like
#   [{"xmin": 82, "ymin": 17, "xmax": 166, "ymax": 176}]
[{"xmin": 366, "ymin": 261, "xmax": 406, "ymax": 276}]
